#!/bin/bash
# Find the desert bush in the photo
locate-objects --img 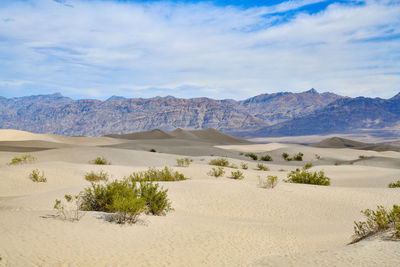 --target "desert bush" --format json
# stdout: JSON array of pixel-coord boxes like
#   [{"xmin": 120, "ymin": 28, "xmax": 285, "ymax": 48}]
[
  {"xmin": 111, "ymin": 195, "xmax": 146, "ymax": 224},
  {"xmin": 245, "ymin": 153, "xmax": 258, "ymax": 161},
  {"xmin": 209, "ymin": 158, "xmax": 230, "ymax": 167},
  {"xmin": 239, "ymin": 152, "xmax": 244, "ymax": 156},
  {"xmin": 260, "ymin": 155, "xmax": 272, "ymax": 161},
  {"xmin": 258, "ymin": 175, "xmax": 278, "ymax": 189},
  {"xmin": 139, "ymin": 182, "xmax": 172, "ymax": 215},
  {"xmin": 231, "ymin": 170, "xmax": 244, "ymax": 180},
  {"xmin": 352, "ymin": 204, "xmax": 400, "ymax": 243},
  {"xmin": 208, "ymin": 167, "xmax": 225, "ymax": 177},
  {"xmin": 315, "ymin": 154, "xmax": 321, "ymax": 160},
  {"xmin": 8, "ymin": 154, "xmax": 36, "ymax": 165},
  {"xmin": 284, "ymin": 168, "xmax": 330, "ymax": 186},
  {"xmin": 54, "ymin": 194, "xmax": 85, "ymax": 222},
  {"xmin": 241, "ymin": 162, "xmax": 248, "ymax": 170},
  {"xmin": 89, "ymin": 156, "xmax": 111, "ymax": 165},
  {"xmin": 84, "ymin": 170, "xmax": 109, "ymax": 182},
  {"xmin": 359, "ymin": 155, "xmax": 366, "ymax": 159},
  {"xmin": 388, "ymin": 180, "xmax": 400, "ymax": 188},
  {"xmin": 149, "ymin": 148, "xmax": 157, "ymax": 152},
  {"xmin": 334, "ymin": 162, "xmax": 340, "ymax": 166},
  {"xmin": 176, "ymin": 158, "xmax": 192, "ymax": 167},
  {"xmin": 279, "ymin": 169, "xmax": 286, "ymax": 172},
  {"xmin": 256, "ymin": 163, "xmax": 270, "ymax": 171},
  {"xmin": 293, "ymin": 152, "xmax": 304, "ymax": 161},
  {"xmin": 282, "ymin": 153, "xmax": 290, "ymax": 160},
  {"xmin": 303, "ymin": 163, "xmax": 313, "ymax": 169},
  {"xmin": 29, "ymin": 169, "xmax": 47, "ymax": 183},
  {"xmin": 128, "ymin": 167, "xmax": 187, "ymax": 182}
]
